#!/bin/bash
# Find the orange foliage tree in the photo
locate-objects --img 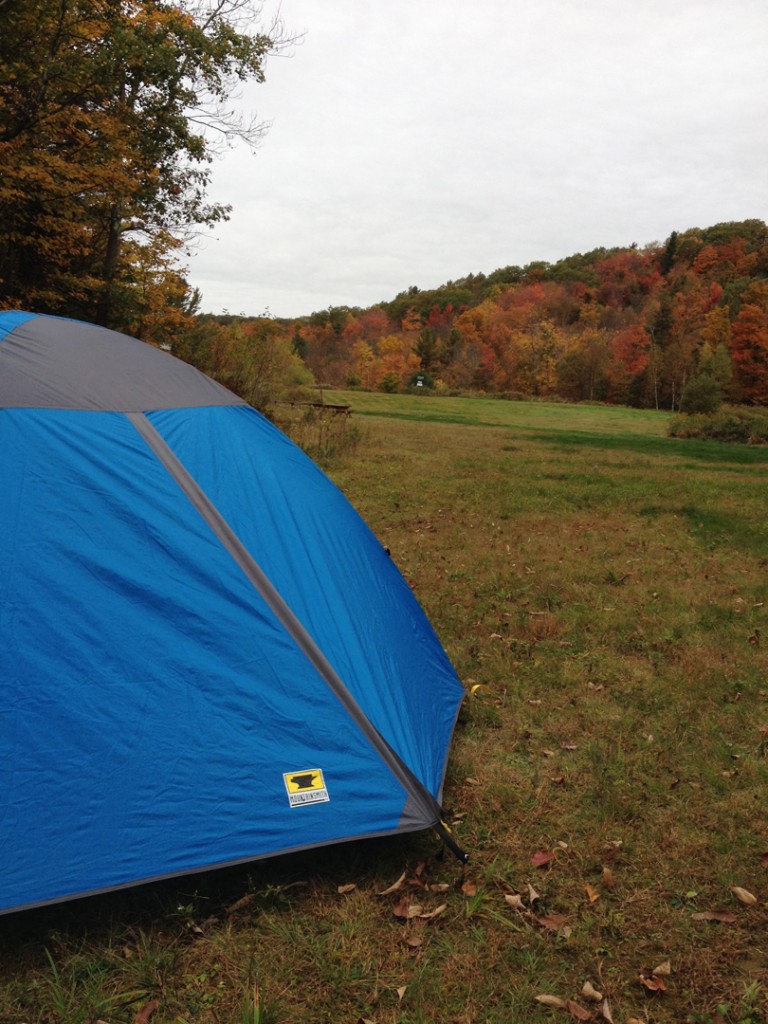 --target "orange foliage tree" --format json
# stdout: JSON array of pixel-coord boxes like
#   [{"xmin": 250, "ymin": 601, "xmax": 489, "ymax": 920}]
[{"xmin": 0, "ymin": 0, "xmax": 285, "ymax": 340}]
